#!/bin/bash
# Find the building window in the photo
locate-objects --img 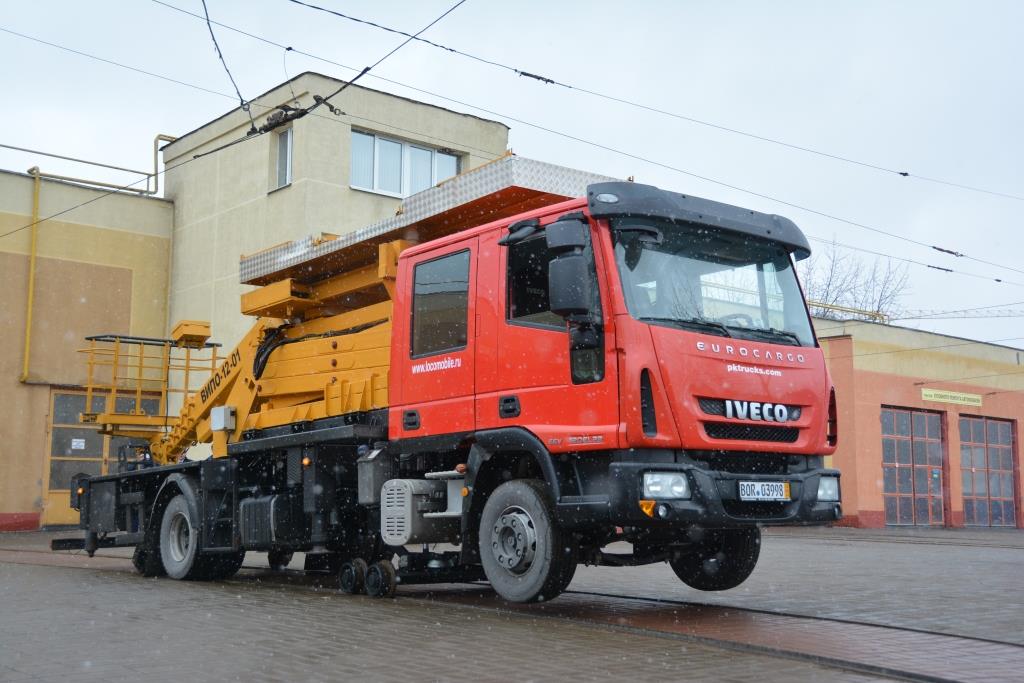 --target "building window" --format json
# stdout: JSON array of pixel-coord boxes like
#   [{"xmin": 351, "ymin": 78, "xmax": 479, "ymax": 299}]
[
  {"xmin": 276, "ymin": 128, "xmax": 293, "ymax": 188},
  {"xmin": 507, "ymin": 234, "xmax": 564, "ymax": 329},
  {"xmin": 881, "ymin": 407, "xmax": 945, "ymax": 526},
  {"xmin": 411, "ymin": 250, "xmax": 470, "ymax": 357},
  {"xmin": 959, "ymin": 417, "xmax": 1016, "ymax": 527},
  {"xmin": 351, "ymin": 130, "xmax": 459, "ymax": 197}
]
